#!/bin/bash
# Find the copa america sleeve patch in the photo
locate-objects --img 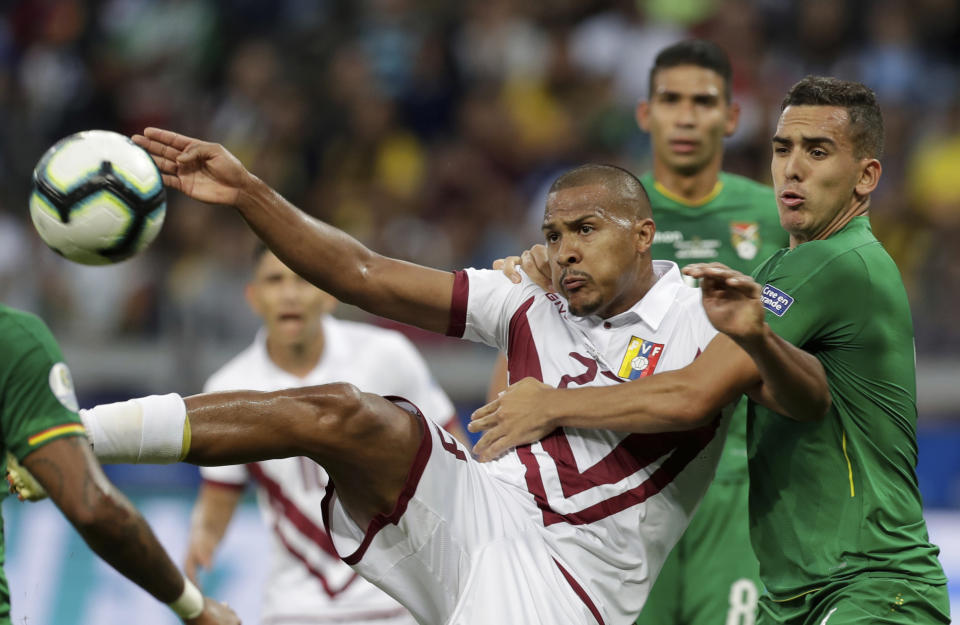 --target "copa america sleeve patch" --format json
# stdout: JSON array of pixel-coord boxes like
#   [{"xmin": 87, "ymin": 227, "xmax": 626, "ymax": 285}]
[
  {"xmin": 761, "ymin": 284, "xmax": 794, "ymax": 317},
  {"xmin": 48, "ymin": 362, "xmax": 80, "ymax": 412}
]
